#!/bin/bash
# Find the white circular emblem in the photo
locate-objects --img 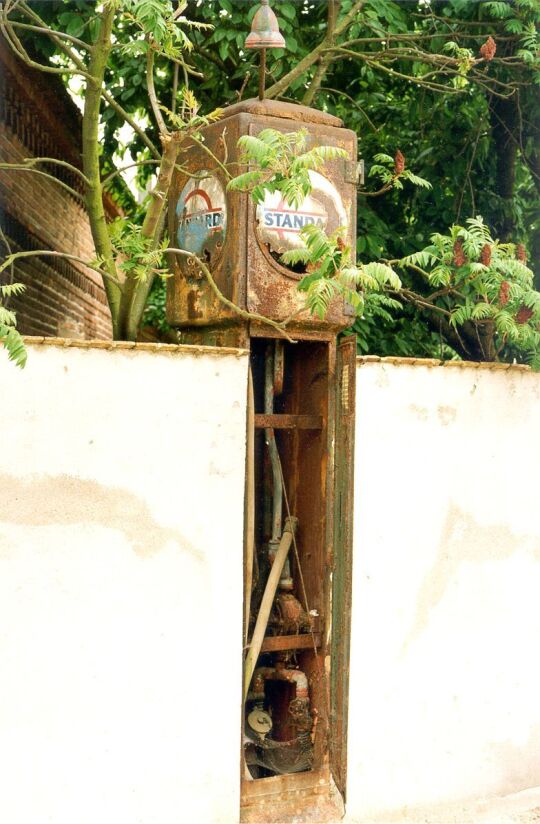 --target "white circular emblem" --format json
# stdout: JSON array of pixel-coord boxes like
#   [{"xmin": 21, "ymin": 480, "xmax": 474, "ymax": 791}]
[
  {"xmin": 256, "ymin": 171, "xmax": 348, "ymax": 257},
  {"xmin": 175, "ymin": 173, "xmax": 227, "ymax": 257}
]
